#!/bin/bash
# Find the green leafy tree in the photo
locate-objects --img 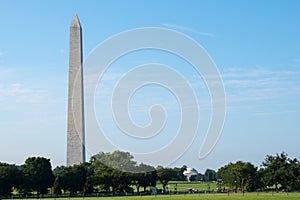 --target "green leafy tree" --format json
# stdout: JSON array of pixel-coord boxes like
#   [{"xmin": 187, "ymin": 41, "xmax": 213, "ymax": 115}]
[
  {"xmin": 52, "ymin": 165, "xmax": 65, "ymax": 195},
  {"xmin": 112, "ymin": 170, "xmax": 133, "ymax": 193},
  {"xmin": 133, "ymin": 163, "xmax": 157, "ymax": 192},
  {"xmin": 261, "ymin": 152, "xmax": 300, "ymax": 191},
  {"xmin": 236, "ymin": 161, "xmax": 257, "ymax": 192},
  {"xmin": 53, "ymin": 165, "xmax": 65, "ymax": 177},
  {"xmin": 255, "ymin": 168, "xmax": 266, "ymax": 190},
  {"xmin": 194, "ymin": 173, "xmax": 205, "ymax": 182},
  {"xmin": 217, "ymin": 164, "xmax": 235, "ymax": 189},
  {"xmin": 91, "ymin": 151, "xmax": 141, "ymax": 194},
  {"xmin": 217, "ymin": 161, "xmax": 257, "ymax": 192},
  {"xmin": 262, "ymin": 152, "xmax": 291, "ymax": 191},
  {"xmin": 91, "ymin": 159, "xmax": 133, "ymax": 194},
  {"xmin": 204, "ymin": 169, "xmax": 217, "ymax": 181},
  {"xmin": 59, "ymin": 163, "xmax": 91, "ymax": 194},
  {"xmin": 157, "ymin": 167, "xmax": 176, "ymax": 192},
  {"xmin": 21, "ymin": 157, "xmax": 54, "ymax": 195},
  {"xmin": 53, "ymin": 176, "xmax": 62, "ymax": 195},
  {"xmin": 0, "ymin": 163, "xmax": 22, "ymax": 196},
  {"xmin": 173, "ymin": 165, "xmax": 187, "ymax": 181},
  {"xmin": 91, "ymin": 160, "xmax": 113, "ymax": 192},
  {"xmin": 288, "ymin": 158, "xmax": 300, "ymax": 191},
  {"xmin": 91, "ymin": 151, "xmax": 136, "ymax": 172}
]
